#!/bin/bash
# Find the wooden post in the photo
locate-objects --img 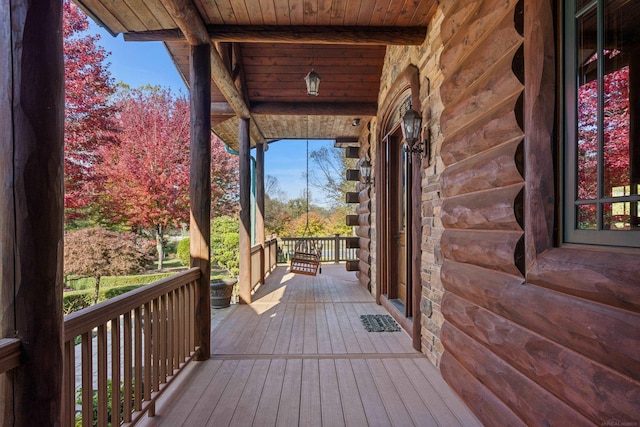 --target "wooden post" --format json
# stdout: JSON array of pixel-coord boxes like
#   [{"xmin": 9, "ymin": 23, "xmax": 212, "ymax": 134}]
[
  {"xmin": 255, "ymin": 142, "xmax": 265, "ymax": 284},
  {"xmin": 239, "ymin": 118, "xmax": 252, "ymax": 303},
  {"xmin": 189, "ymin": 43, "xmax": 211, "ymax": 360},
  {"xmin": 0, "ymin": 1, "xmax": 64, "ymax": 425},
  {"xmin": 334, "ymin": 234, "xmax": 341, "ymax": 263}
]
